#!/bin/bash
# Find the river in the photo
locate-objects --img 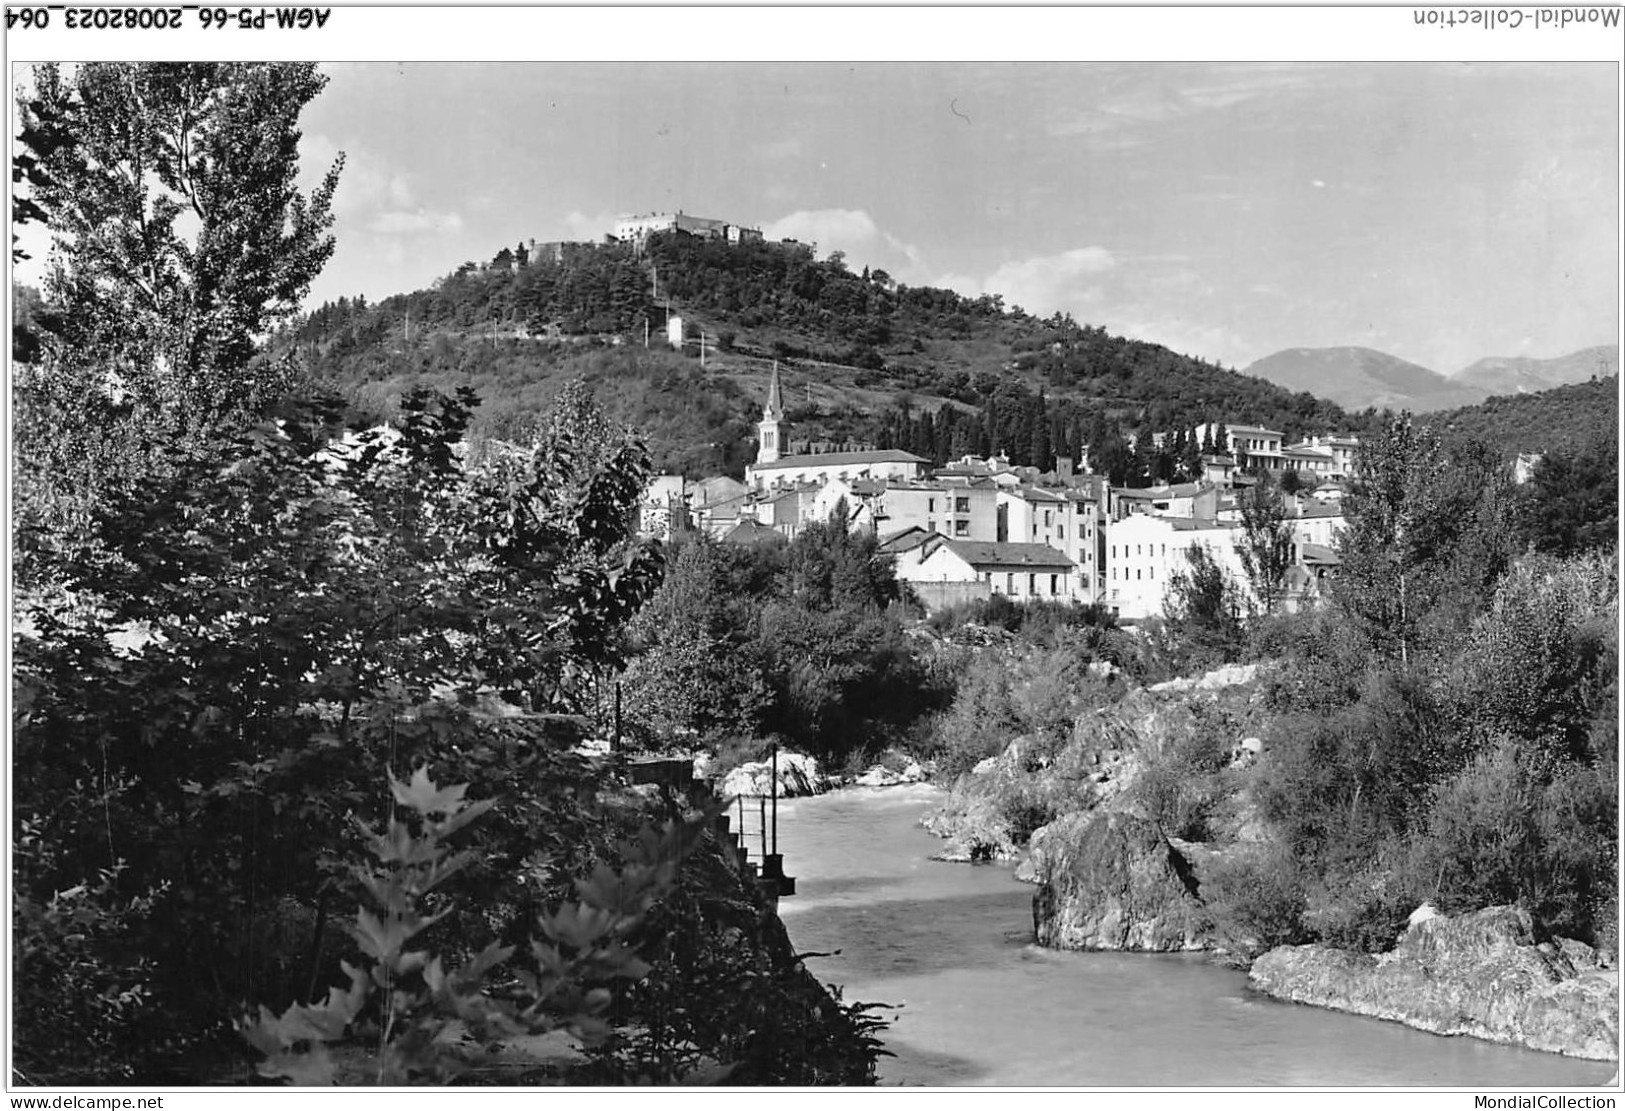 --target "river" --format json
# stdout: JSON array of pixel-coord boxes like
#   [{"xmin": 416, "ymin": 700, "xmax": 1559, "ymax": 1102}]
[{"xmin": 773, "ymin": 783, "xmax": 1615, "ymax": 1087}]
